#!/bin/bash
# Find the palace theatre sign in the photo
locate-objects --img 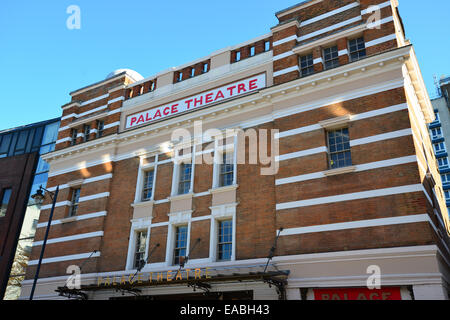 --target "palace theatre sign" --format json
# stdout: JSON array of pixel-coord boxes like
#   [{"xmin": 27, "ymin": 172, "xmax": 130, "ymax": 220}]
[{"xmin": 125, "ymin": 73, "xmax": 267, "ymax": 129}]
